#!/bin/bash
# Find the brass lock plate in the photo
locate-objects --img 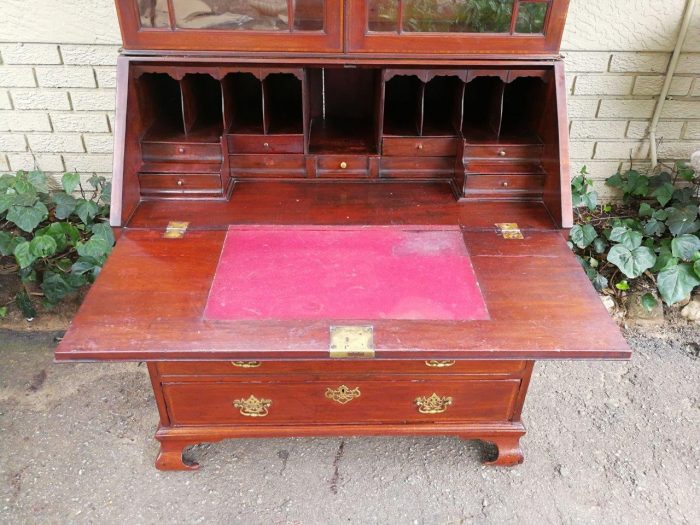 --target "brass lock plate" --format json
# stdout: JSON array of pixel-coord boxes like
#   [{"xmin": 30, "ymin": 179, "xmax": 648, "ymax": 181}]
[
  {"xmin": 495, "ymin": 223, "xmax": 524, "ymax": 240},
  {"xmin": 164, "ymin": 221, "xmax": 189, "ymax": 239},
  {"xmin": 329, "ymin": 325, "xmax": 375, "ymax": 358}
]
